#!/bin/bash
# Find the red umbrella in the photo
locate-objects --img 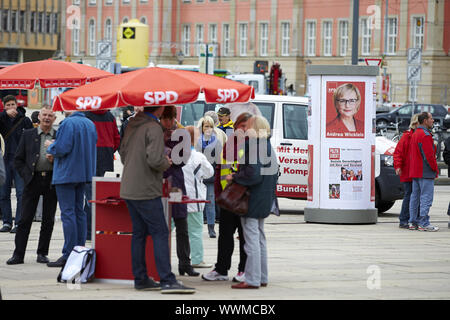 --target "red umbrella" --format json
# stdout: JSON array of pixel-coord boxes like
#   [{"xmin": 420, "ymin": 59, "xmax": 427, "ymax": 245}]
[
  {"xmin": 0, "ymin": 59, "xmax": 113, "ymax": 90},
  {"xmin": 52, "ymin": 67, "xmax": 255, "ymax": 111}
]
